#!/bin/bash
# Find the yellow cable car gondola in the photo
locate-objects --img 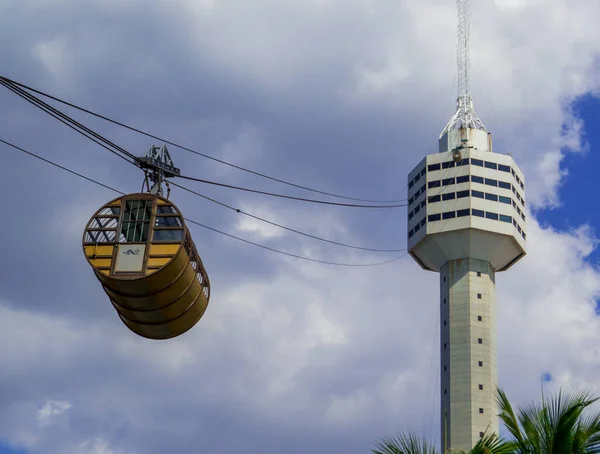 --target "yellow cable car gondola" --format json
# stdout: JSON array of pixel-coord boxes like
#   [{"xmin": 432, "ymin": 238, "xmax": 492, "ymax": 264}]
[{"xmin": 82, "ymin": 145, "xmax": 210, "ymax": 340}]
